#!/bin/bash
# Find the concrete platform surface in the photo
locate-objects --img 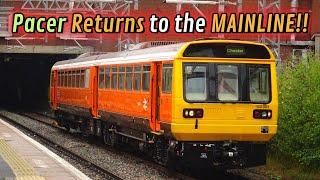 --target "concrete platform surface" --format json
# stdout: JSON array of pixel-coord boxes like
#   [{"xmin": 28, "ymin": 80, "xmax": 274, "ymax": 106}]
[{"xmin": 0, "ymin": 118, "xmax": 91, "ymax": 180}]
